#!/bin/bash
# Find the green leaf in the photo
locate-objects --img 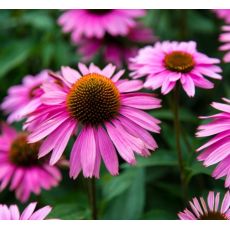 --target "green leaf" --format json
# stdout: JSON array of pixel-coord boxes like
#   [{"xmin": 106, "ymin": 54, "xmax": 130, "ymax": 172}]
[
  {"xmin": 127, "ymin": 149, "xmax": 178, "ymax": 168},
  {"xmin": 48, "ymin": 203, "xmax": 90, "ymax": 220},
  {"xmin": 152, "ymin": 108, "xmax": 197, "ymax": 123},
  {"xmin": 102, "ymin": 169, "xmax": 135, "ymax": 202},
  {"xmin": 20, "ymin": 11, "xmax": 54, "ymax": 31},
  {"xmin": 54, "ymin": 41, "xmax": 78, "ymax": 67},
  {"xmin": 143, "ymin": 209, "xmax": 176, "ymax": 220},
  {"xmin": 186, "ymin": 161, "xmax": 214, "ymax": 182},
  {"xmin": 155, "ymin": 182, "xmax": 183, "ymax": 199},
  {"xmin": 0, "ymin": 40, "xmax": 33, "ymax": 78},
  {"xmin": 41, "ymin": 43, "xmax": 55, "ymax": 67},
  {"xmin": 103, "ymin": 168, "xmax": 145, "ymax": 220},
  {"xmin": 187, "ymin": 10, "xmax": 215, "ymax": 33}
]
